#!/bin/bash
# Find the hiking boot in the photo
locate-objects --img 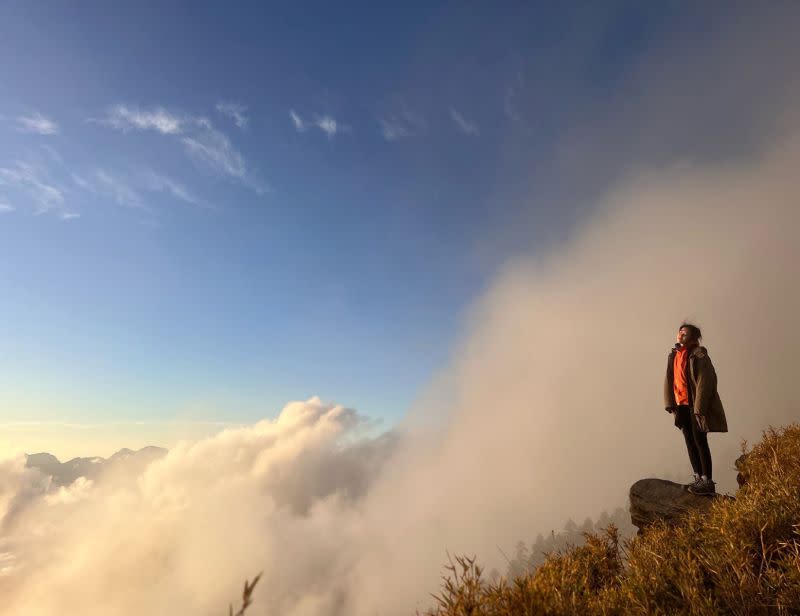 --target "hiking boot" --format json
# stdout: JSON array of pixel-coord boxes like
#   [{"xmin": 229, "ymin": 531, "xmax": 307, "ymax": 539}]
[
  {"xmin": 683, "ymin": 475, "xmax": 703, "ymax": 491},
  {"xmin": 688, "ymin": 478, "xmax": 716, "ymax": 495}
]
